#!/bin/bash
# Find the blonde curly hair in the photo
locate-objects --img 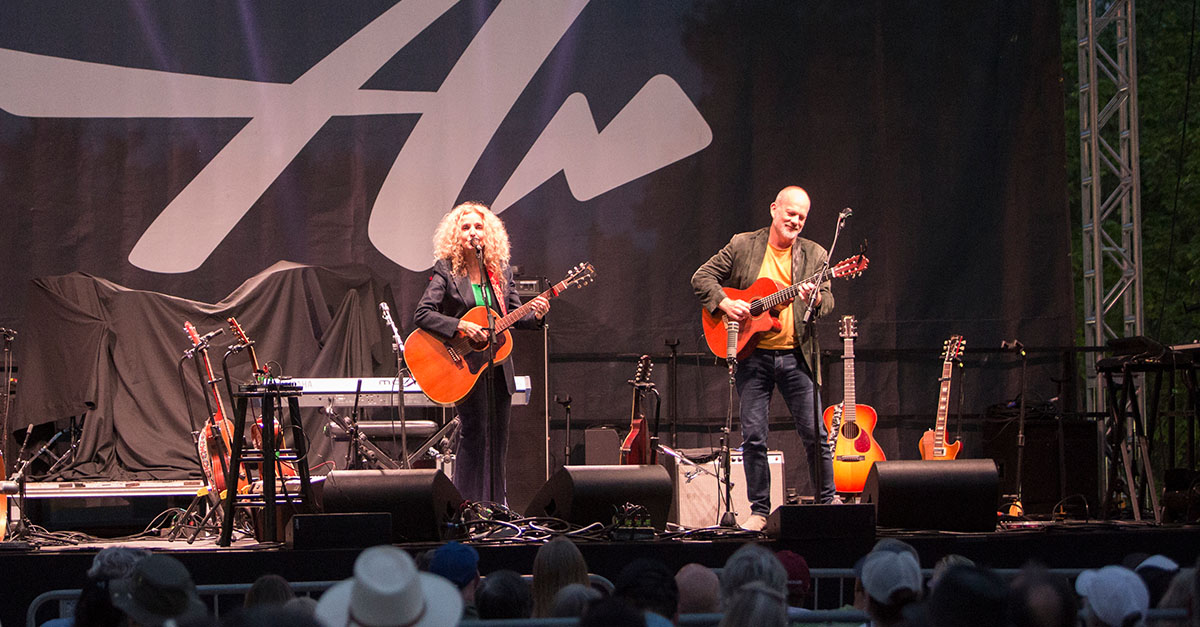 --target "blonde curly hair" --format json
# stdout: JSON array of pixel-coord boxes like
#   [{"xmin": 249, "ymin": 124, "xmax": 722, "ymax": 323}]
[{"xmin": 432, "ymin": 202, "xmax": 512, "ymax": 277}]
